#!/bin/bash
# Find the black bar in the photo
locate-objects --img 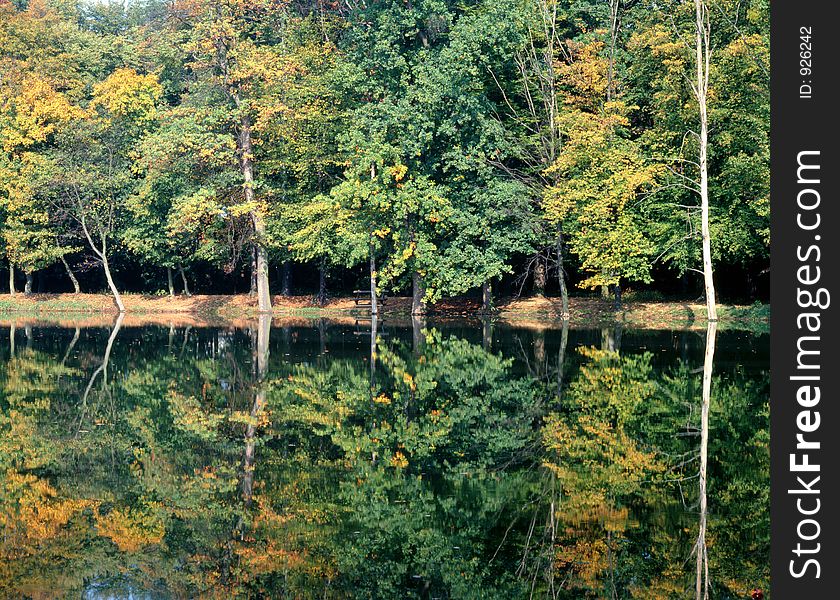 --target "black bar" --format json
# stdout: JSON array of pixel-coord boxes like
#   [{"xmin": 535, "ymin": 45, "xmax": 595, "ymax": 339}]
[{"xmin": 771, "ymin": 1, "xmax": 839, "ymax": 594}]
